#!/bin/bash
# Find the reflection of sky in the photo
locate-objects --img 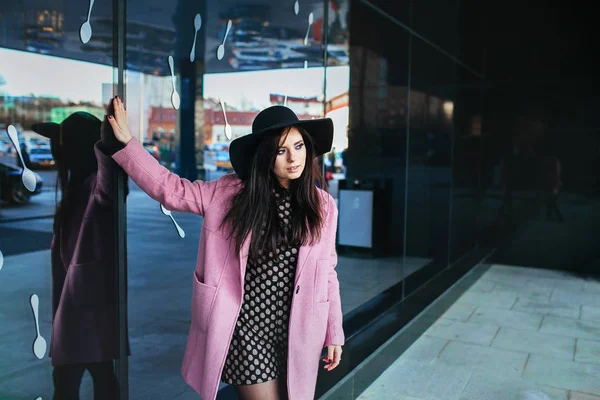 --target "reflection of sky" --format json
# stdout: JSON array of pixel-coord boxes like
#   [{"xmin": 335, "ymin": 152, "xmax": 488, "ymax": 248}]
[
  {"xmin": 0, "ymin": 47, "xmax": 112, "ymax": 103},
  {"xmin": 204, "ymin": 66, "xmax": 349, "ymax": 109},
  {"xmin": 0, "ymin": 46, "xmax": 348, "ymax": 114}
]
